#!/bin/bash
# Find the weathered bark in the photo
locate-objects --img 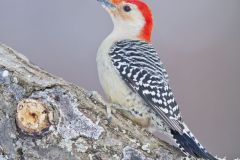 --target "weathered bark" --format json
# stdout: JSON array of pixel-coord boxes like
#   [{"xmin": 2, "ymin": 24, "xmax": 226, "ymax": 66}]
[{"xmin": 0, "ymin": 44, "xmax": 192, "ymax": 160}]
